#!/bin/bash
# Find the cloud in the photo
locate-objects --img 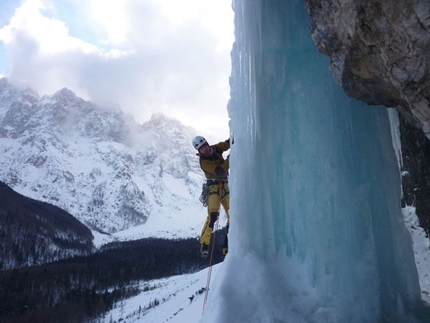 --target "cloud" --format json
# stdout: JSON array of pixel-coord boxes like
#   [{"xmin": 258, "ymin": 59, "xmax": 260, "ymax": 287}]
[{"xmin": 0, "ymin": 0, "xmax": 233, "ymax": 138}]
